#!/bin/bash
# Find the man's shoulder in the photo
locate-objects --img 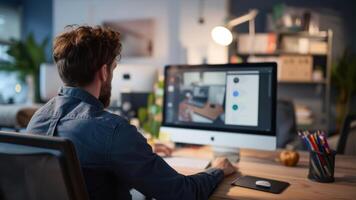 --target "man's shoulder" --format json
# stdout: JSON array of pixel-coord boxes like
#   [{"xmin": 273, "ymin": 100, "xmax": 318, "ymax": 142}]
[
  {"xmin": 31, "ymin": 98, "xmax": 57, "ymax": 119},
  {"xmin": 31, "ymin": 96, "xmax": 130, "ymax": 130},
  {"xmin": 96, "ymin": 110, "xmax": 129, "ymax": 129}
]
